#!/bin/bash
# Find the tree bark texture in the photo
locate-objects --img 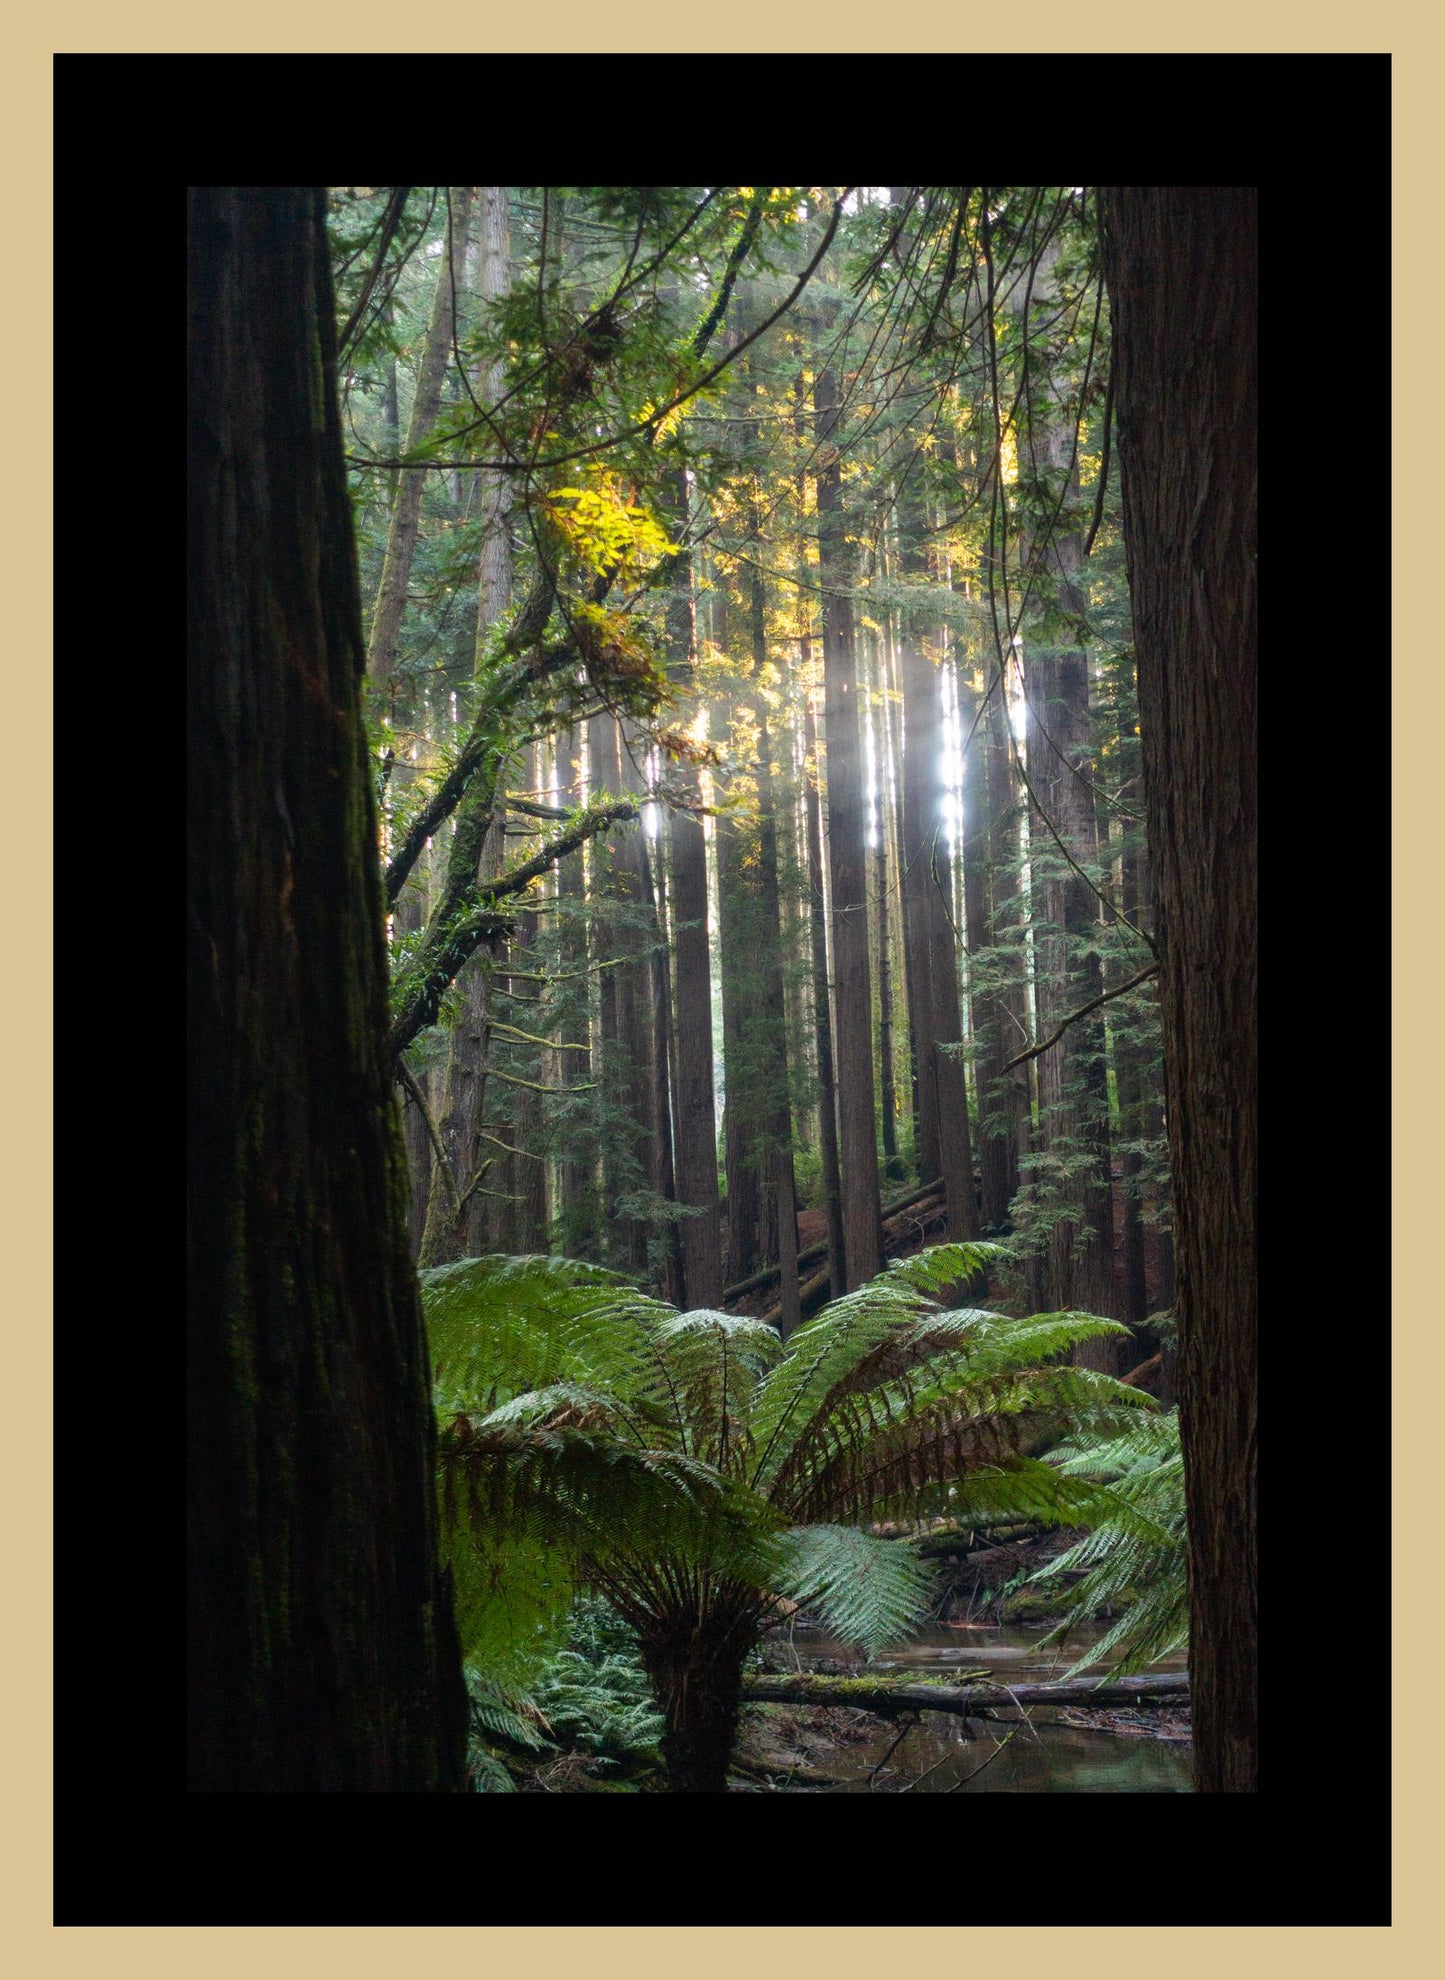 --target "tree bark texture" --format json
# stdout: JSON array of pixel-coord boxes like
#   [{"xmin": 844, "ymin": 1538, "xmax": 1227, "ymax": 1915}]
[
  {"xmin": 1100, "ymin": 185, "xmax": 1257, "ymax": 1793},
  {"xmin": 816, "ymin": 364, "xmax": 883, "ymax": 1289},
  {"xmin": 635, "ymin": 1594, "xmax": 761, "ymax": 1794},
  {"xmin": 187, "ymin": 186, "xmax": 465, "ymax": 1792}
]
